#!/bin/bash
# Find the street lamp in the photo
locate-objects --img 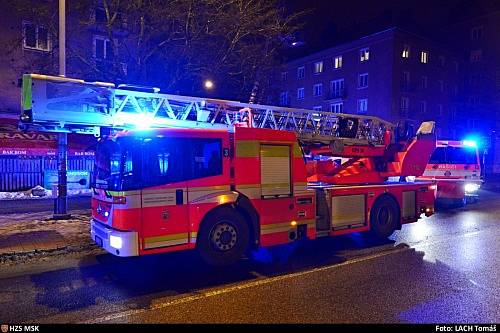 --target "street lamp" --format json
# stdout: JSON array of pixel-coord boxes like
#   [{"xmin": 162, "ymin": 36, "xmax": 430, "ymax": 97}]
[{"xmin": 204, "ymin": 80, "xmax": 214, "ymax": 90}]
